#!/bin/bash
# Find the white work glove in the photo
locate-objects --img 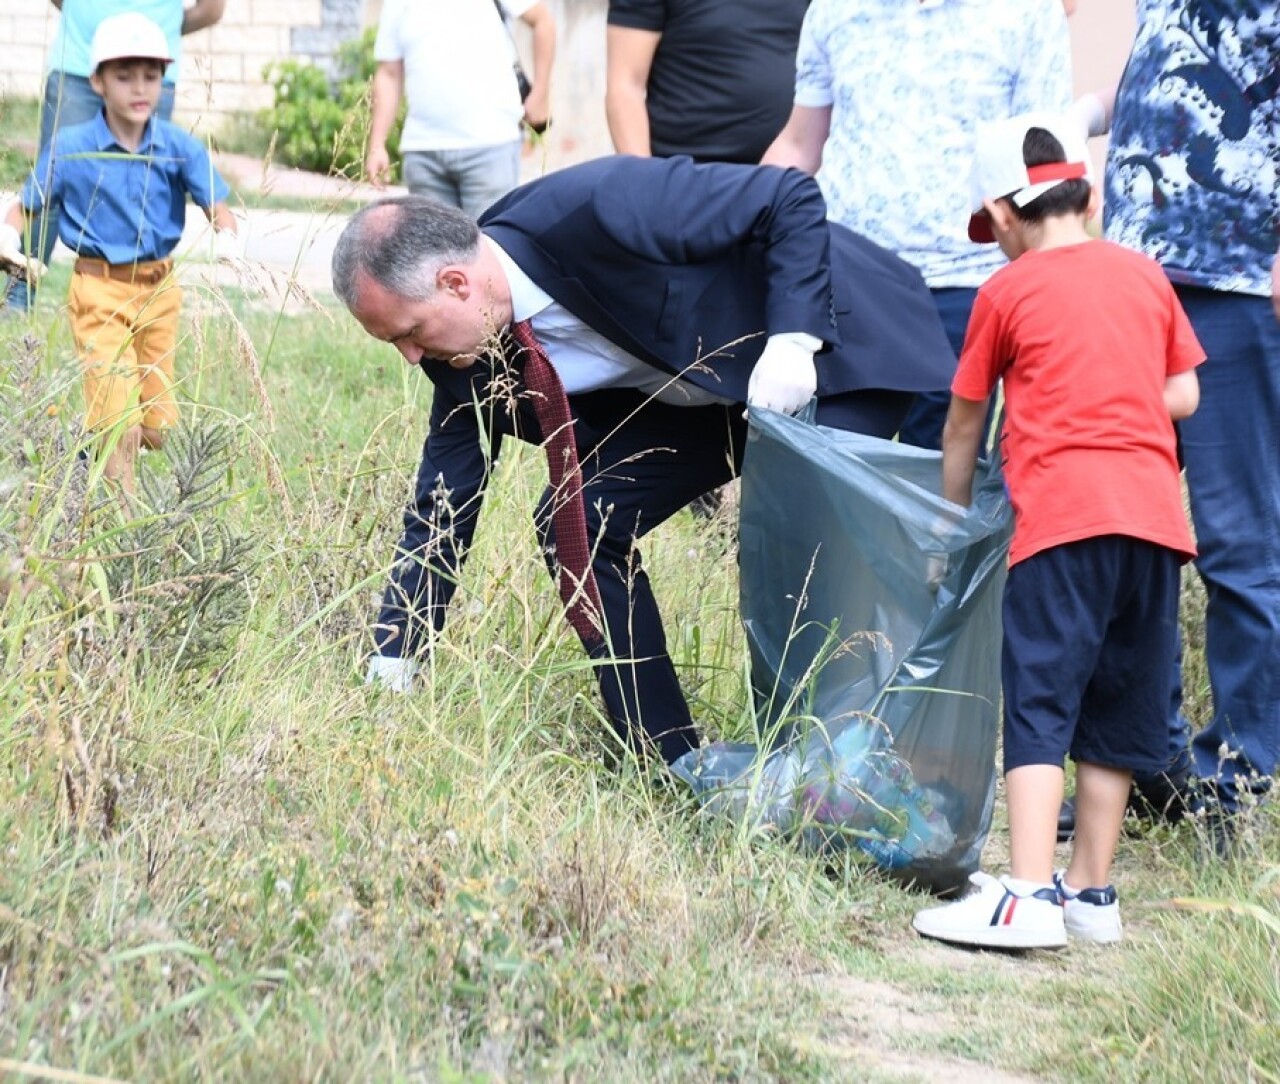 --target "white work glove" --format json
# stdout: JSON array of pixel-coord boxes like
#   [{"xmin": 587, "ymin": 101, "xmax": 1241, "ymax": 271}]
[
  {"xmin": 365, "ymin": 654, "xmax": 417, "ymax": 693},
  {"xmin": 746, "ymin": 332, "xmax": 821, "ymax": 415},
  {"xmin": 0, "ymin": 222, "xmax": 48, "ymax": 283},
  {"xmin": 213, "ymin": 227, "xmax": 246, "ymax": 262},
  {"xmin": 1066, "ymin": 93, "xmax": 1108, "ymax": 139}
]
